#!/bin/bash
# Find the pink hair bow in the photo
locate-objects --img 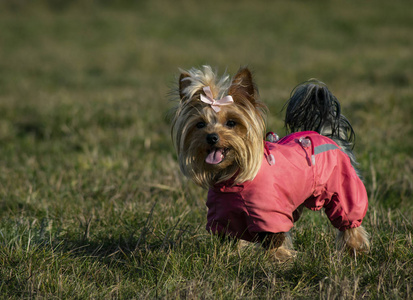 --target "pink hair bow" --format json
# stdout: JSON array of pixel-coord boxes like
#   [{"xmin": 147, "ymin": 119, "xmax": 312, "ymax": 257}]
[{"xmin": 200, "ymin": 86, "xmax": 234, "ymax": 113}]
